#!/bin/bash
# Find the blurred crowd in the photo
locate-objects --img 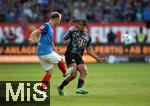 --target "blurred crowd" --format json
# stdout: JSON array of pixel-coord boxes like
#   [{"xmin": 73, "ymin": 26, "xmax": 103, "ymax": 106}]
[{"xmin": 0, "ymin": 0, "xmax": 150, "ymax": 23}]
